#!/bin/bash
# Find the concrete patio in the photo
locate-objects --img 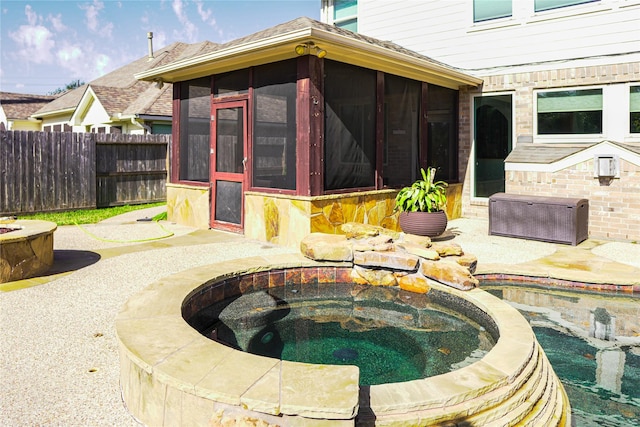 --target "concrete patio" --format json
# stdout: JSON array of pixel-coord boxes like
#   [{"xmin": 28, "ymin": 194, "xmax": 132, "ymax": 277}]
[{"xmin": 1, "ymin": 207, "xmax": 639, "ymax": 426}]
